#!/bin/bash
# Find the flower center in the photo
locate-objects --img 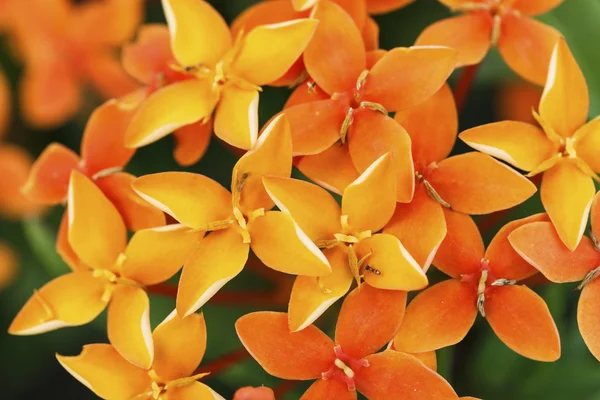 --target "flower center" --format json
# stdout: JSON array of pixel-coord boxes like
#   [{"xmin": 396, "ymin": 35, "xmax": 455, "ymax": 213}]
[
  {"xmin": 321, "ymin": 345, "xmax": 369, "ymax": 391},
  {"xmin": 461, "ymin": 258, "xmax": 516, "ymax": 317},
  {"xmin": 415, "ymin": 167, "xmax": 451, "ymax": 209},
  {"xmin": 142, "ymin": 370, "xmax": 210, "ymax": 400}
]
